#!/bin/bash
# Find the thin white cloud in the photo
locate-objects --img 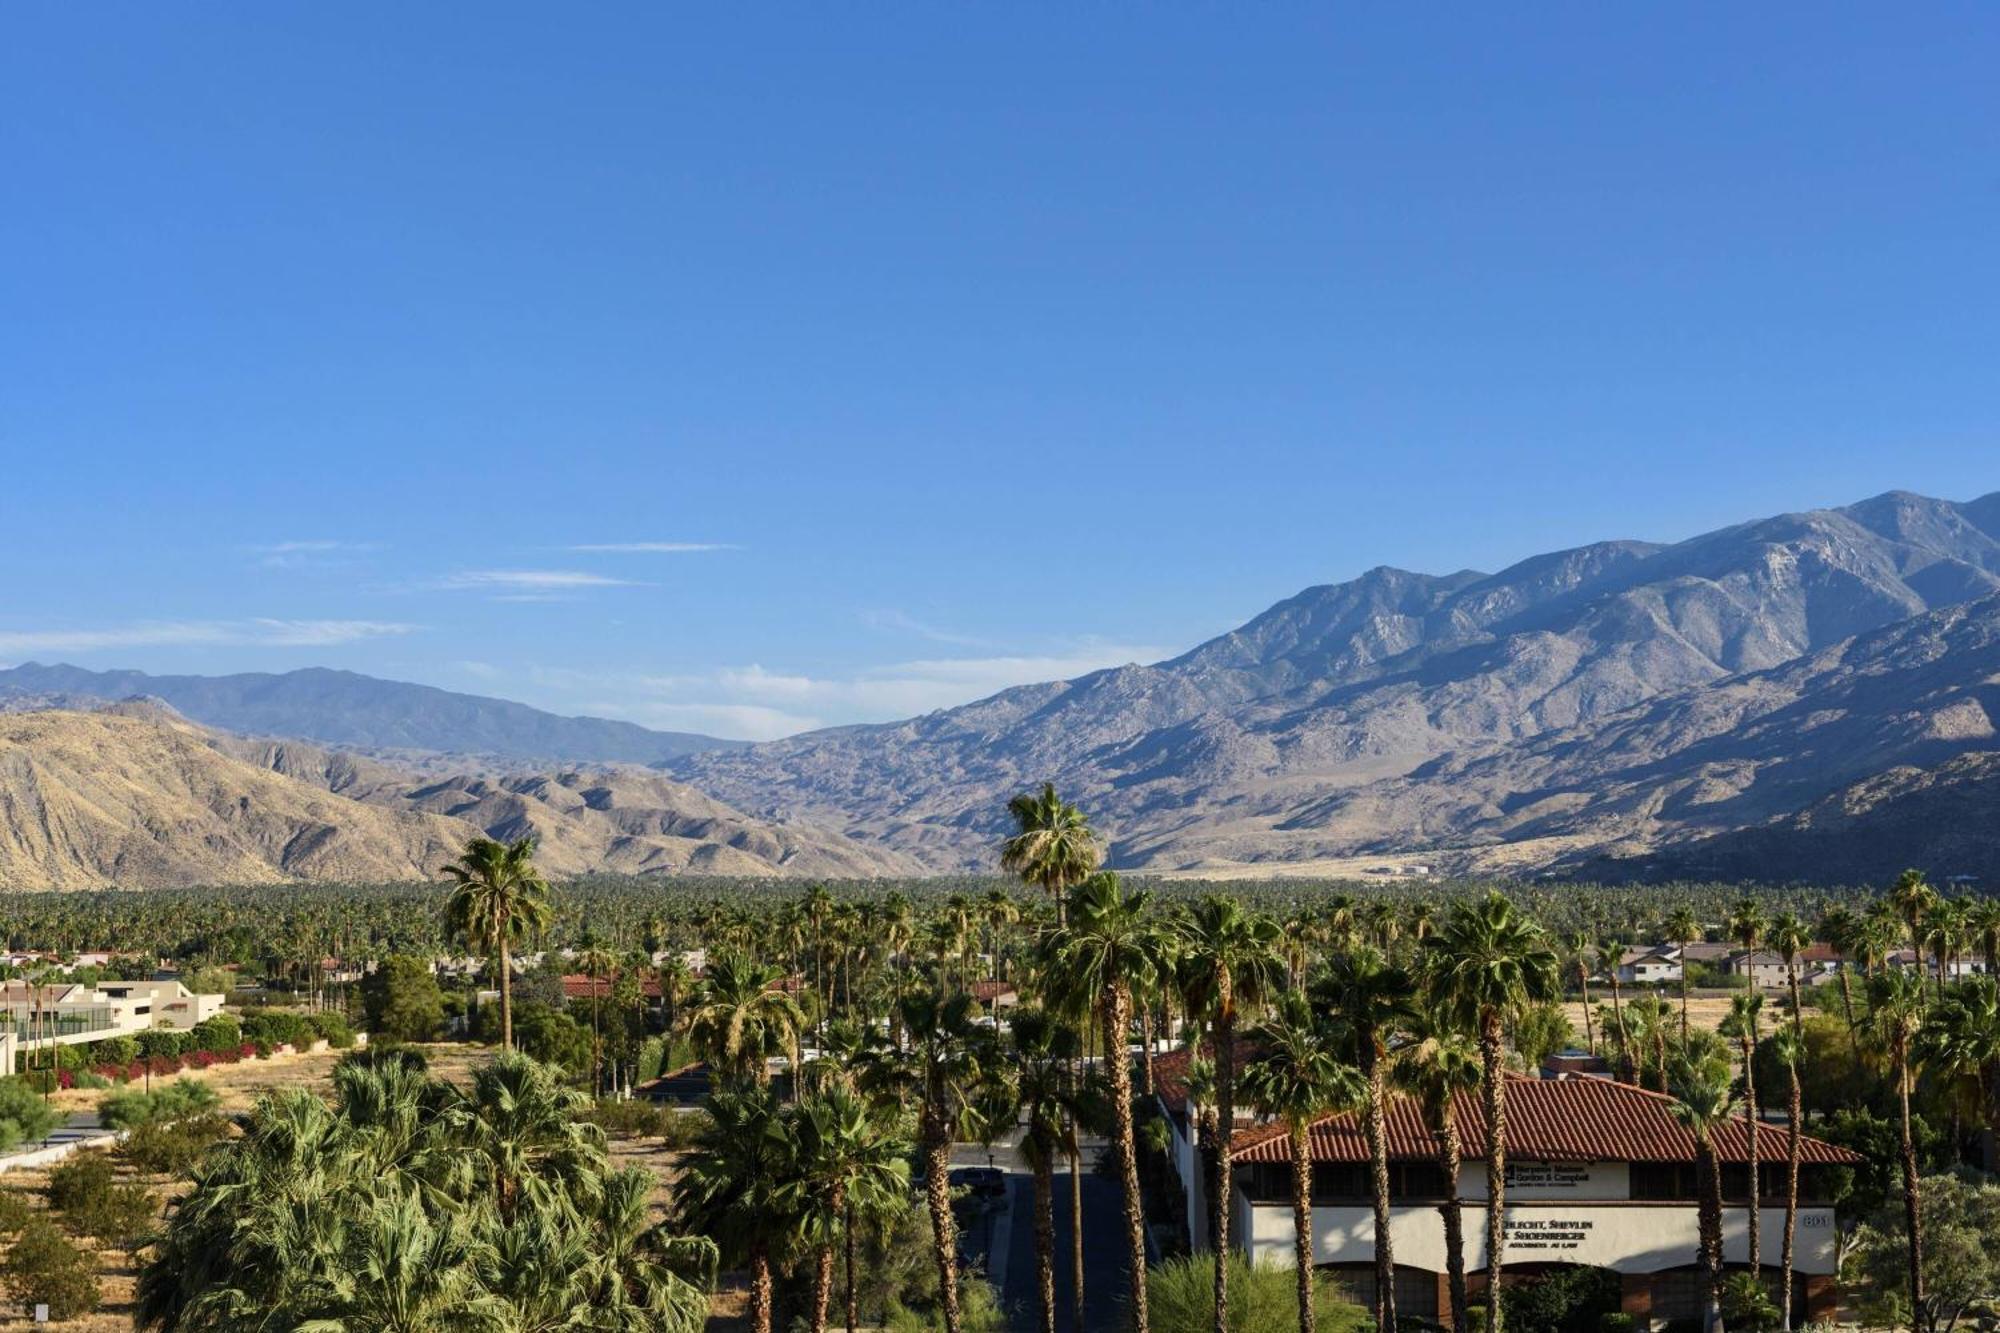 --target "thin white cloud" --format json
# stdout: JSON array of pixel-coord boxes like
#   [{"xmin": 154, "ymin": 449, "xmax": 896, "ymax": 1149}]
[
  {"xmin": 564, "ymin": 542, "xmax": 739, "ymax": 553},
  {"xmin": 0, "ymin": 619, "xmax": 418, "ymax": 657},
  {"xmin": 430, "ymin": 570, "xmax": 651, "ymax": 593},
  {"xmin": 530, "ymin": 639, "xmax": 1171, "ymax": 740},
  {"xmin": 860, "ymin": 608, "xmax": 990, "ymax": 648},
  {"xmin": 249, "ymin": 540, "xmax": 383, "ymax": 570}
]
